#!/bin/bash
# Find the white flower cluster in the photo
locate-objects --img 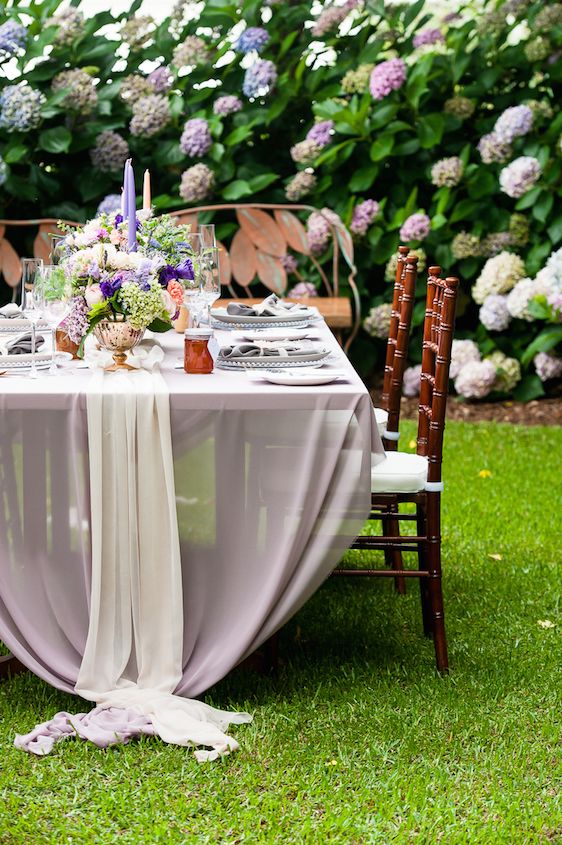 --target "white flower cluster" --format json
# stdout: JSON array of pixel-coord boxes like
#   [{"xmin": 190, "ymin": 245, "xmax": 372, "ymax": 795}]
[
  {"xmin": 451, "ymin": 339, "xmax": 521, "ymax": 398},
  {"xmin": 472, "ymin": 251, "xmax": 526, "ymax": 304},
  {"xmin": 402, "ymin": 364, "xmax": 421, "ymax": 397},
  {"xmin": 479, "ymin": 294, "xmax": 510, "ymax": 331},
  {"xmin": 505, "ymin": 247, "xmax": 562, "ymax": 321}
]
